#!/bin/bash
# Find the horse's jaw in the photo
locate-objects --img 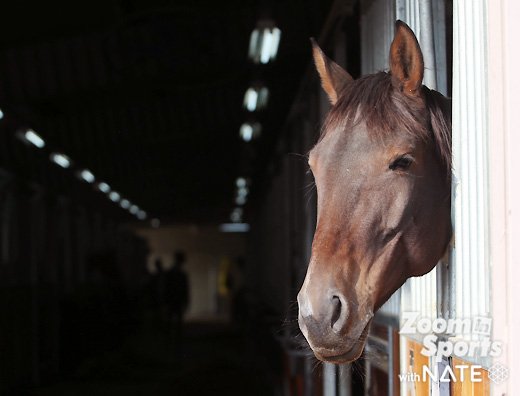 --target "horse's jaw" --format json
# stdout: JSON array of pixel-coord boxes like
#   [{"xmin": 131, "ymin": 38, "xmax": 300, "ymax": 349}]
[{"xmin": 310, "ymin": 320, "xmax": 372, "ymax": 363}]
